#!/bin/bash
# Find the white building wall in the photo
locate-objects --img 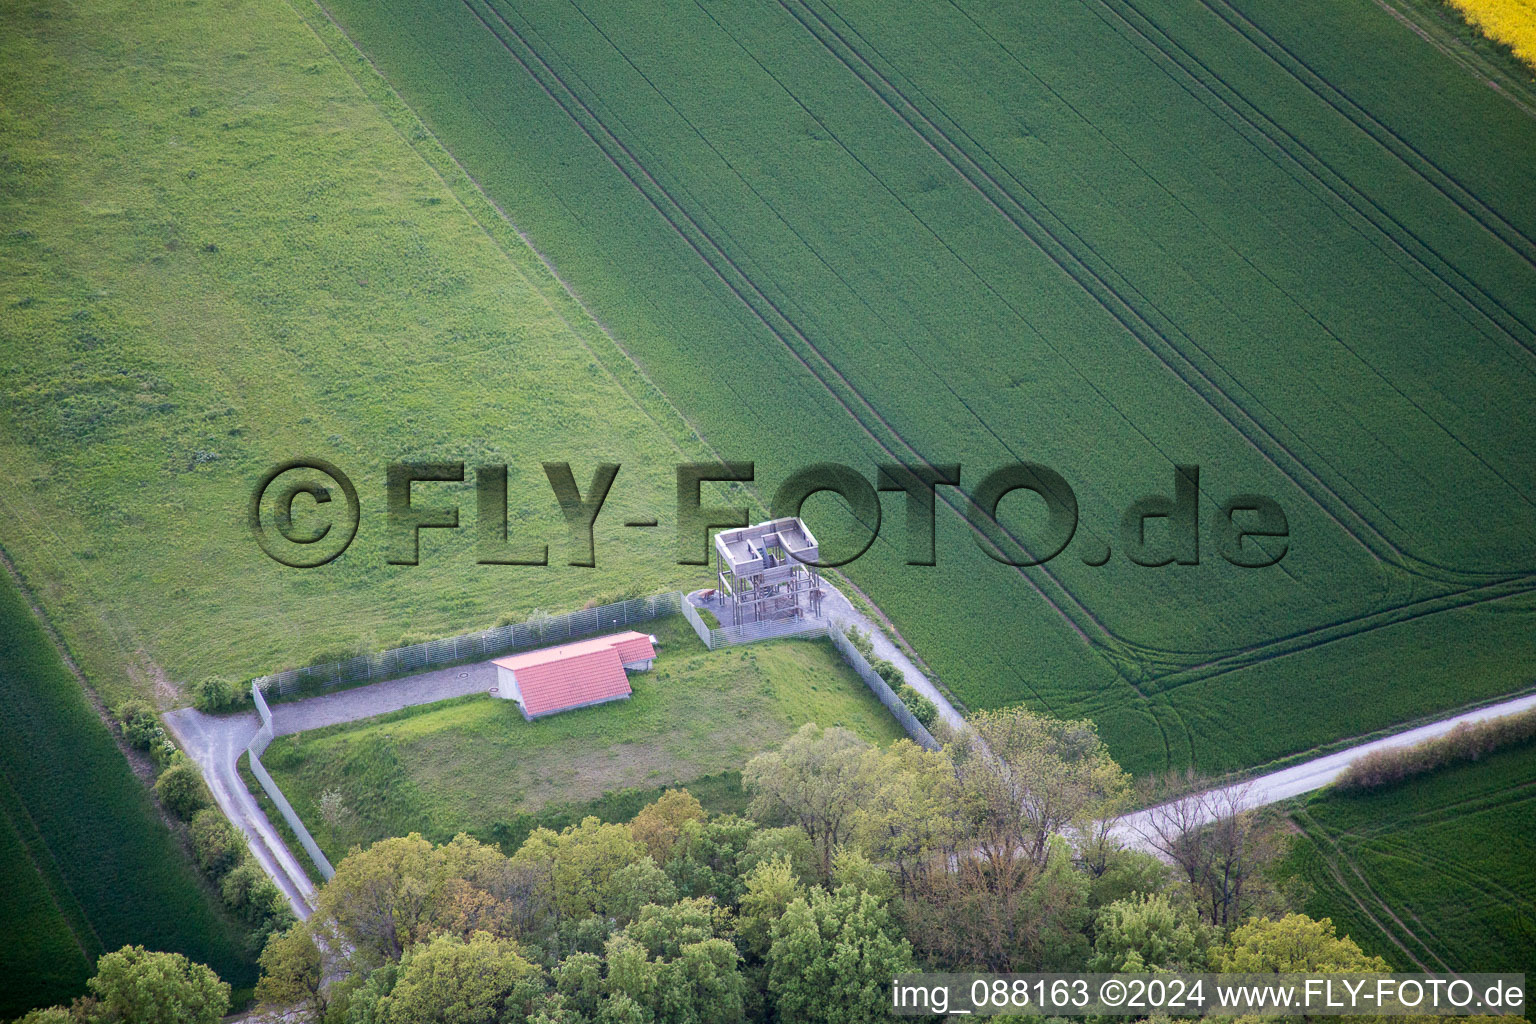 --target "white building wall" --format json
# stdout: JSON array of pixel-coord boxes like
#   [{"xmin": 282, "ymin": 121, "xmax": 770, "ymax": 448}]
[{"xmin": 495, "ymin": 665, "xmax": 523, "ymax": 703}]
